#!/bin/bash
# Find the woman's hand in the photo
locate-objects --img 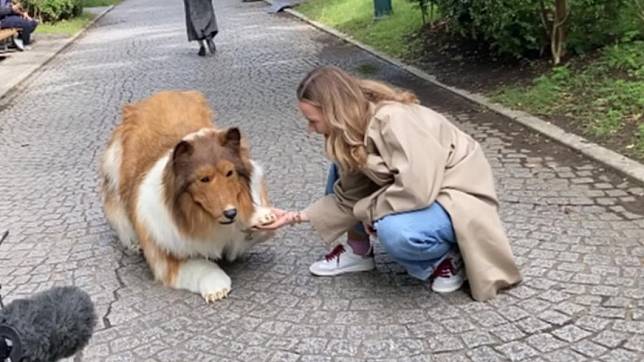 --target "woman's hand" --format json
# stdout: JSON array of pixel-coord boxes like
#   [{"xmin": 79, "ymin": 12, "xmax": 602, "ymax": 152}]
[{"xmin": 254, "ymin": 208, "xmax": 307, "ymax": 230}]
